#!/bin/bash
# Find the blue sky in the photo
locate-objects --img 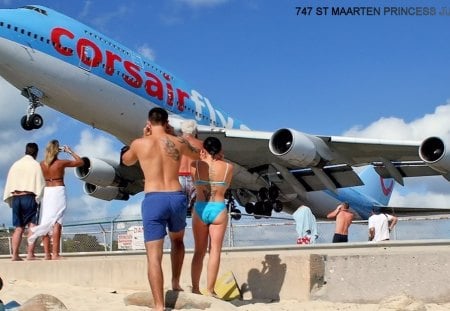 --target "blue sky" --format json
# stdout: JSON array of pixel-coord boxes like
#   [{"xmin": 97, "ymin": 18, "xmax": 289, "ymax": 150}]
[{"xmin": 1, "ymin": 0, "xmax": 450, "ymax": 226}]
